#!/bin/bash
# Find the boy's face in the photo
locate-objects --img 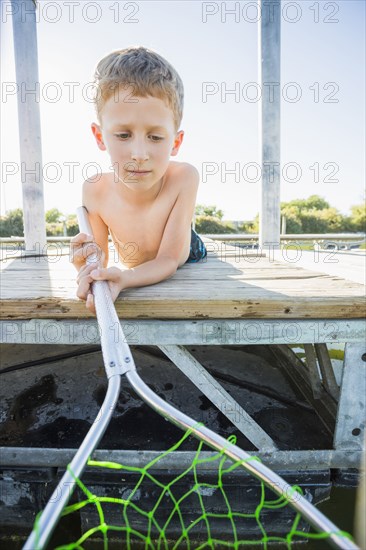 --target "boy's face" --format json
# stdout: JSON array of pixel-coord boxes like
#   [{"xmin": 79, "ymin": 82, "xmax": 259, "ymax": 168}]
[{"xmin": 91, "ymin": 88, "xmax": 184, "ymax": 193}]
